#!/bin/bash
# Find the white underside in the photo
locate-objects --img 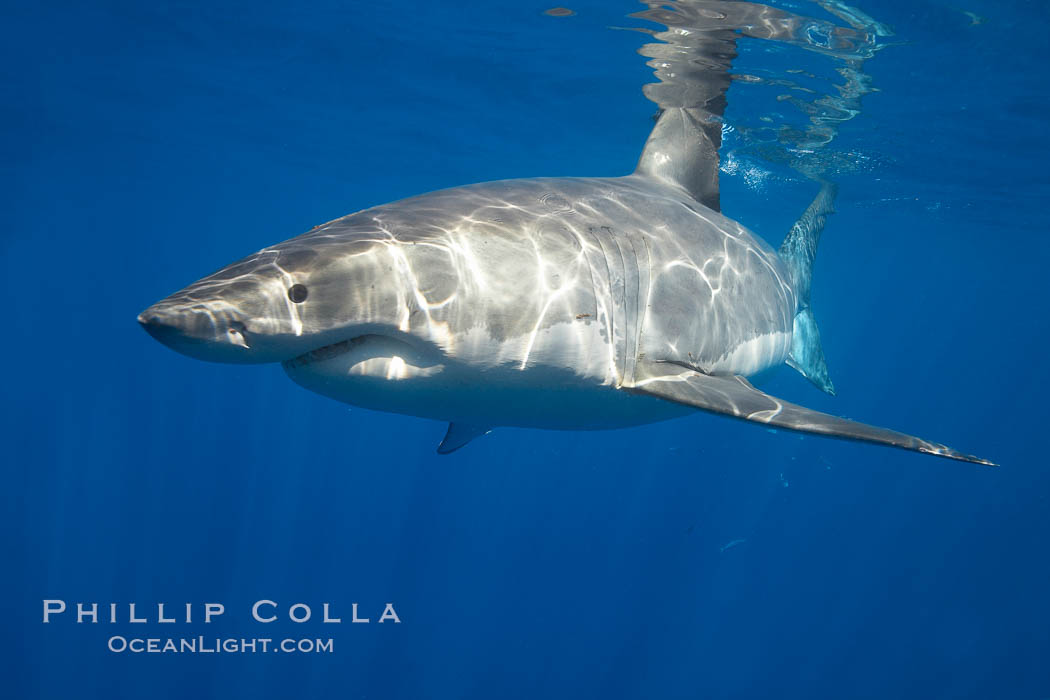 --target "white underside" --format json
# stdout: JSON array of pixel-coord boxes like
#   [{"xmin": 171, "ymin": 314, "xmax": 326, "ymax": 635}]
[
  {"xmin": 282, "ymin": 326, "xmax": 787, "ymax": 429},
  {"xmin": 704, "ymin": 330, "xmax": 791, "ymax": 377}
]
